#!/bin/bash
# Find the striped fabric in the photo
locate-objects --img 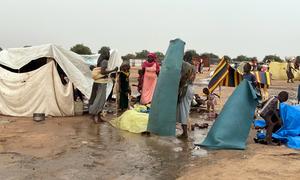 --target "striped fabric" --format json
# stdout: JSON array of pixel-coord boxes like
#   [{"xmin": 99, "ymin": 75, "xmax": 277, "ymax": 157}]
[
  {"xmin": 208, "ymin": 58, "xmax": 230, "ymax": 92},
  {"xmin": 252, "ymin": 71, "xmax": 271, "ymax": 86},
  {"xmin": 208, "ymin": 58, "xmax": 271, "ymax": 93},
  {"xmin": 221, "ymin": 65, "xmax": 243, "ymax": 88}
]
